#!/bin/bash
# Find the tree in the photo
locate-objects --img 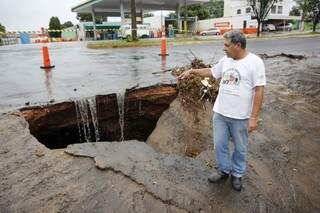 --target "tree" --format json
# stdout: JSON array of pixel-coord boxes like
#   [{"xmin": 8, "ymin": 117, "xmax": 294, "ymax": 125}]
[
  {"xmin": 131, "ymin": 0, "xmax": 138, "ymax": 41},
  {"xmin": 311, "ymin": 0, "xmax": 320, "ymax": 31},
  {"xmin": 143, "ymin": 13, "xmax": 154, "ymax": 18},
  {"xmin": 307, "ymin": 0, "xmax": 320, "ymax": 32},
  {"xmin": 169, "ymin": 0, "xmax": 223, "ymax": 21},
  {"xmin": 290, "ymin": 6, "xmax": 301, "ymax": 16},
  {"xmin": 76, "ymin": 13, "xmax": 93, "ymax": 22},
  {"xmin": 0, "ymin": 23, "xmax": 5, "ymax": 46},
  {"xmin": 76, "ymin": 13, "xmax": 105, "ymax": 24},
  {"xmin": 248, "ymin": 0, "xmax": 277, "ymax": 36},
  {"xmin": 180, "ymin": 4, "xmax": 210, "ymax": 20},
  {"xmin": 61, "ymin": 21, "xmax": 73, "ymax": 29},
  {"xmin": 49, "ymin": 16, "xmax": 62, "ymax": 37},
  {"xmin": 208, "ymin": 0, "xmax": 224, "ymax": 18},
  {"xmin": 169, "ymin": 1, "xmax": 223, "ymax": 19},
  {"xmin": 0, "ymin": 23, "xmax": 5, "ymax": 33},
  {"xmin": 296, "ymin": 0, "xmax": 320, "ymax": 32}
]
